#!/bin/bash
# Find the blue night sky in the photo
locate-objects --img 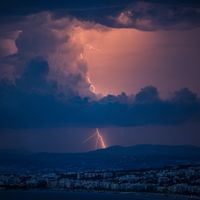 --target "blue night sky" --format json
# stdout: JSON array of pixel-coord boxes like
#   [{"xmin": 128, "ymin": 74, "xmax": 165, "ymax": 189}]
[{"xmin": 0, "ymin": 0, "xmax": 200, "ymax": 152}]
